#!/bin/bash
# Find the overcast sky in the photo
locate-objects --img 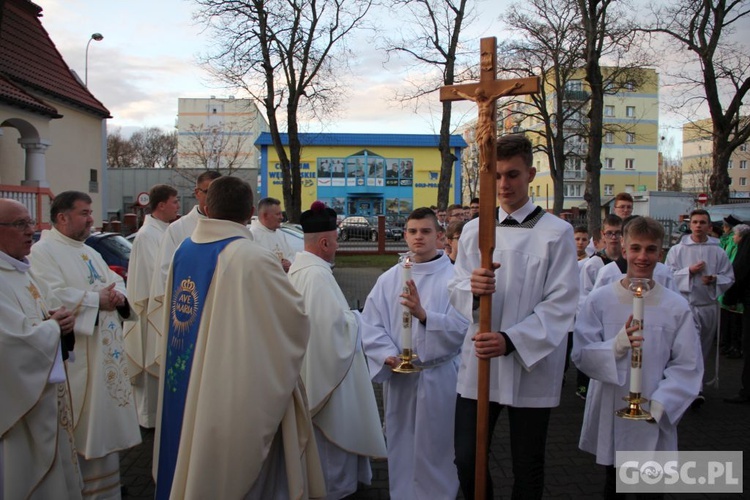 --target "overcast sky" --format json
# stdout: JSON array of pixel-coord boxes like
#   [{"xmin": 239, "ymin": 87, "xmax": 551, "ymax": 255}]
[{"xmin": 36, "ymin": 0, "xmax": 747, "ymax": 153}]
